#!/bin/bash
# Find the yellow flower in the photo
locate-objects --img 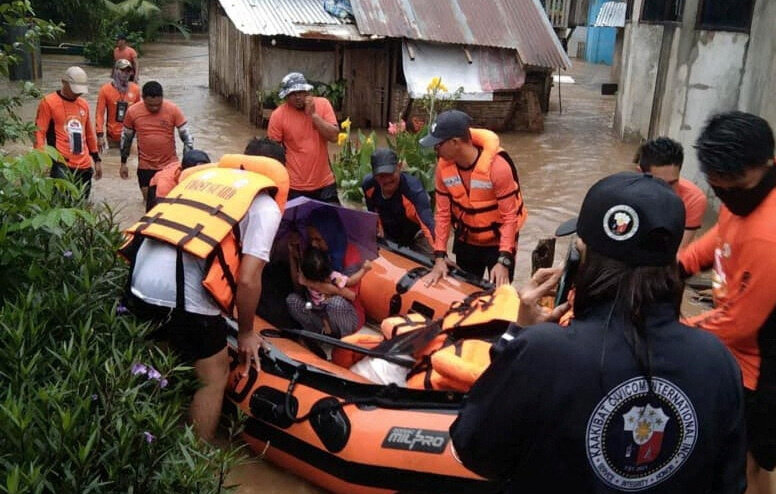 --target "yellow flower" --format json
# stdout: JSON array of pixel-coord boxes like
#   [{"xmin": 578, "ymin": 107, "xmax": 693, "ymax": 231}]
[
  {"xmin": 340, "ymin": 117, "xmax": 351, "ymax": 131},
  {"xmin": 365, "ymin": 136, "xmax": 374, "ymax": 146},
  {"xmin": 426, "ymin": 76, "xmax": 448, "ymax": 93},
  {"xmin": 337, "ymin": 132, "xmax": 348, "ymax": 146}
]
